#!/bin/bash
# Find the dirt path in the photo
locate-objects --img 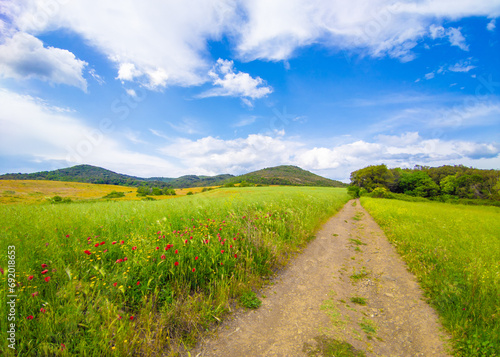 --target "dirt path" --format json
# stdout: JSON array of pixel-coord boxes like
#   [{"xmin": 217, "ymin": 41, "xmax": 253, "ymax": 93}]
[{"xmin": 192, "ymin": 199, "xmax": 451, "ymax": 357}]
